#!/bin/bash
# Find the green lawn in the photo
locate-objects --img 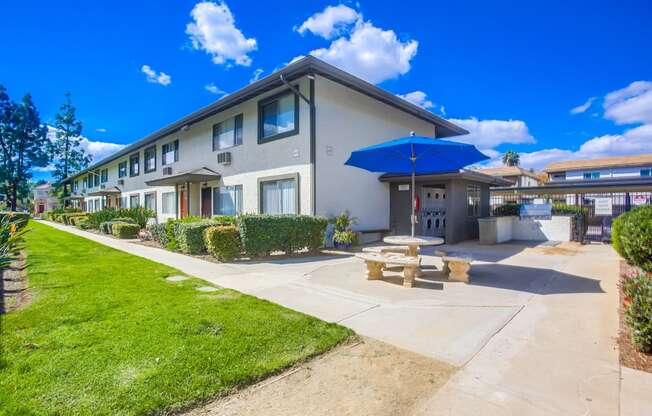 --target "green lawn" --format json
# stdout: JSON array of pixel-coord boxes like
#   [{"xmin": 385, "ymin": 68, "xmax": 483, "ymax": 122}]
[{"xmin": 0, "ymin": 222, "xmax": 351, "ymax": 415}]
